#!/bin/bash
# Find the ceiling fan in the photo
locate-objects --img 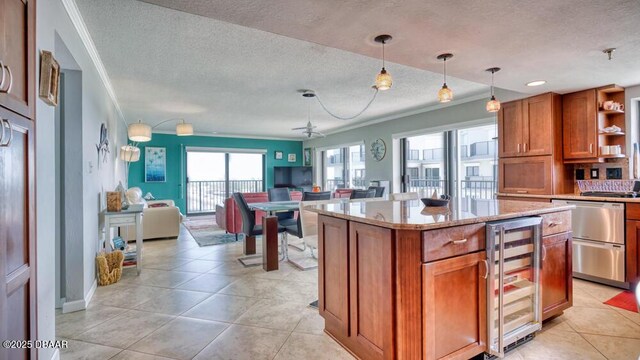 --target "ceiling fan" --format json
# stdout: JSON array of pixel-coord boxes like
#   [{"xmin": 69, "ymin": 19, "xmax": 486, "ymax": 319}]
[
  {"xmin": 292, "ymin": 121, "xmax": 325, "ymax": 138},
  {"xmin": 292, "ymin": 91, "xmax": 325, "ymax": 138}
]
